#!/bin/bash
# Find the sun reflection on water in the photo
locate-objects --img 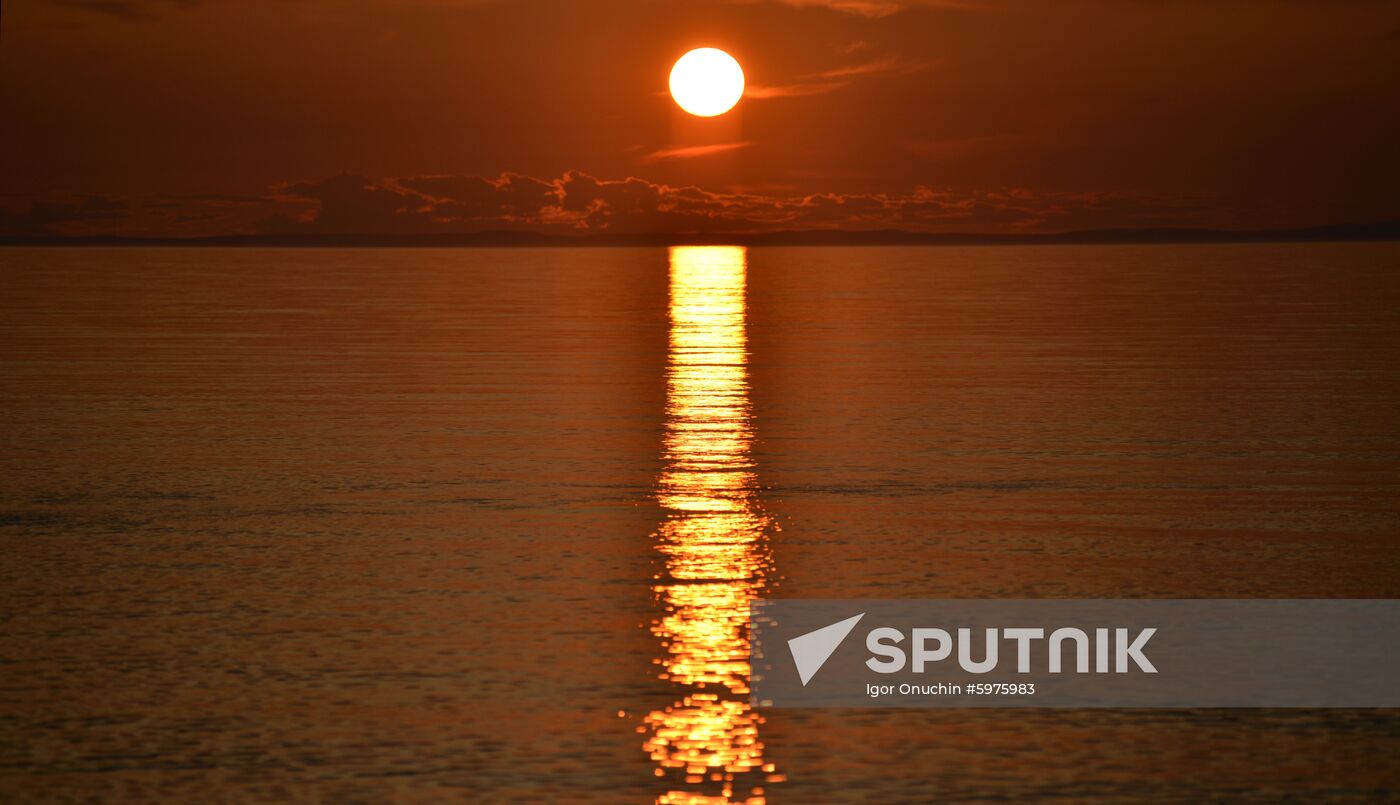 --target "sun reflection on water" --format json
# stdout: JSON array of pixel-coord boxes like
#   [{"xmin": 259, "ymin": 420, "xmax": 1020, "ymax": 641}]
[{"xmin": 644, "ymin": 246, "xmax": 781, "ymax": 805}]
